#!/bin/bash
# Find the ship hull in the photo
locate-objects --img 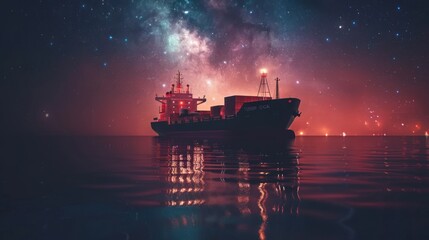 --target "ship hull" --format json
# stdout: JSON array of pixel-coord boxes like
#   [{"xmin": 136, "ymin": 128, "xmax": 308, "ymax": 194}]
[{"xmin": 151, "ymin": 98, "xmax": 300, "ymax": 137}]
